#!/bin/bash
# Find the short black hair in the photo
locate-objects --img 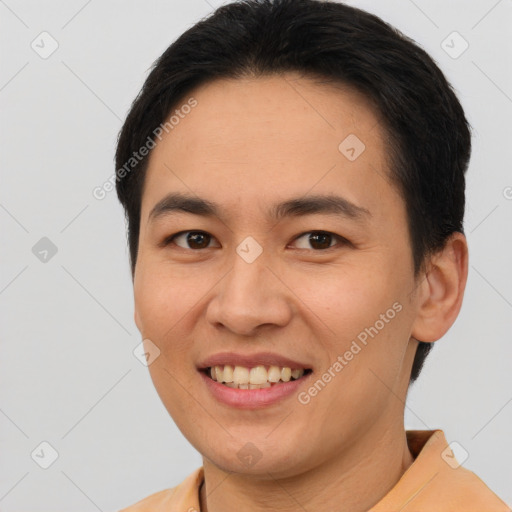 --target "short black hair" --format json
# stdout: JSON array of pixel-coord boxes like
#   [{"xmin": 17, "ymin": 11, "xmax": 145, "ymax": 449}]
[{"xmin": 115, "ymin": 0, "xmax": 471, "ymax": 383}]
